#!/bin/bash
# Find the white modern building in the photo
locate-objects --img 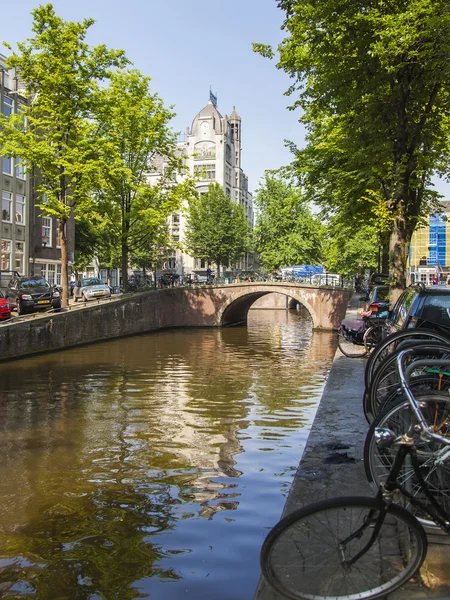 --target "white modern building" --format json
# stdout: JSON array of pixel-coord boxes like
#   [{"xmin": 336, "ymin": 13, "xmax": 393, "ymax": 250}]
[{"xmin": 149, "ymin": 95, "xmax": 255, "ymax": 278}]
